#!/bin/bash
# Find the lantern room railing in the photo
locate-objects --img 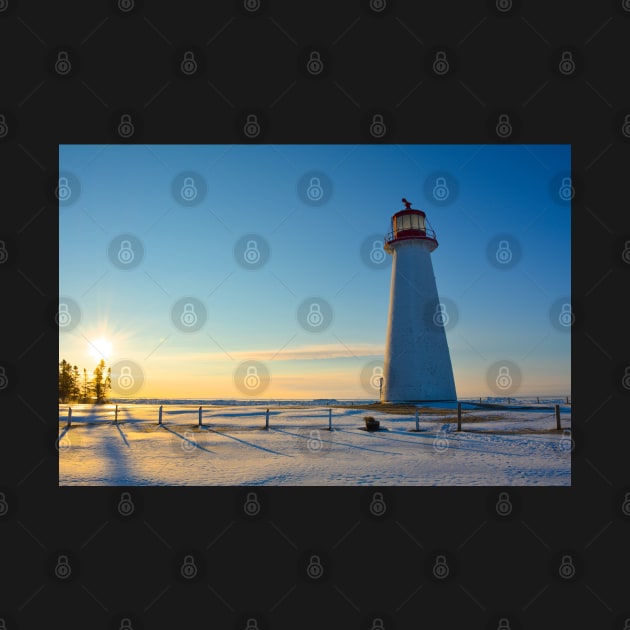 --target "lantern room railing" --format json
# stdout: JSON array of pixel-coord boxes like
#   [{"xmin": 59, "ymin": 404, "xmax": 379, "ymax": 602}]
[{"xmin": 385, "ymin": 225, "xmax": 436, "ymax": 244}]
